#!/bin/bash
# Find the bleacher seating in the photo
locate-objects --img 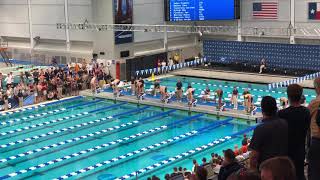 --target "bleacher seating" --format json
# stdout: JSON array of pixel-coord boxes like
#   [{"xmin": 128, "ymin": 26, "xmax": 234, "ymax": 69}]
[{"xmin": 203, "ymin": 40, "xmax": 320, "ymax": 74}]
